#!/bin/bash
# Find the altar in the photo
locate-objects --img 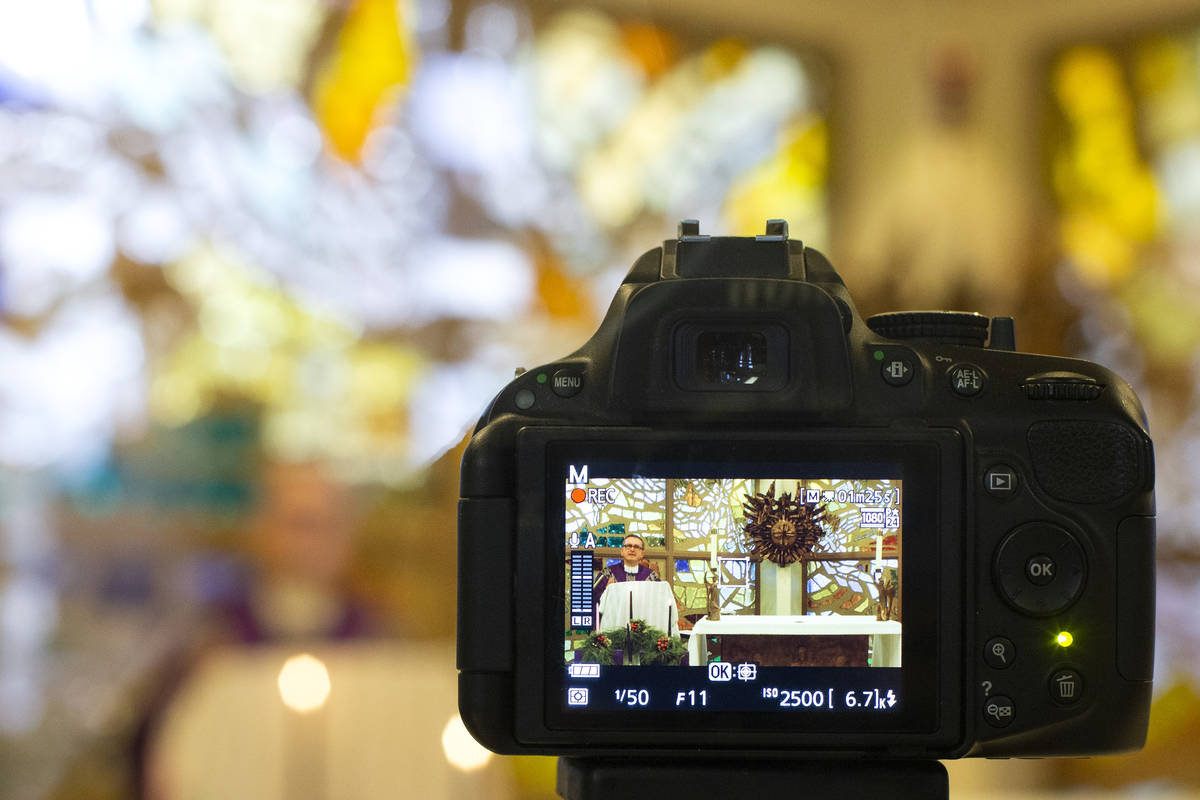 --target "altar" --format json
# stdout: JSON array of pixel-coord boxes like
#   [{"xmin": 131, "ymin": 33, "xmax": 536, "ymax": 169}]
[
  {"xmin": 597, "ymin": 581, "xmax": 679, "ymax": 637},
  {"xmin": 686, "ymin": 615, "xmax": 901, "ymax": 668}
]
